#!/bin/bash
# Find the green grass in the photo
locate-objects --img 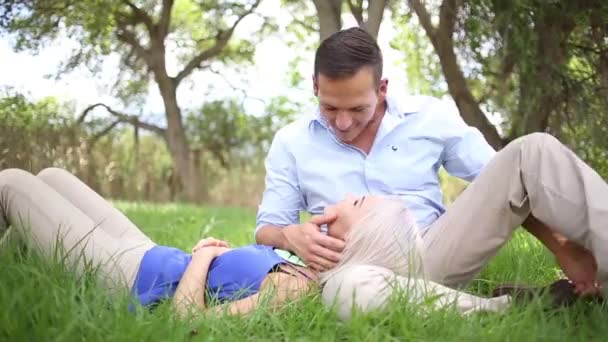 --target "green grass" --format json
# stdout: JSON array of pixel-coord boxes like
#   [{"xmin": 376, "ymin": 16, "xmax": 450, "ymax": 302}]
[{"xmin": 1, "ymin": 202, "xmax": 607, "ymax": 341}]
